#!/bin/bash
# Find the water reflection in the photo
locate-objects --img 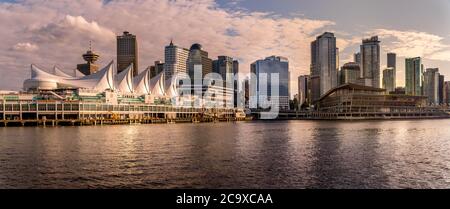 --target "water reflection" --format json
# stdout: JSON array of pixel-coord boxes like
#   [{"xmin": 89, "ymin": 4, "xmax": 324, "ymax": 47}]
[{"xmin": 1, "ymin": 120, "xmax": 450, "ymax": 188}]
